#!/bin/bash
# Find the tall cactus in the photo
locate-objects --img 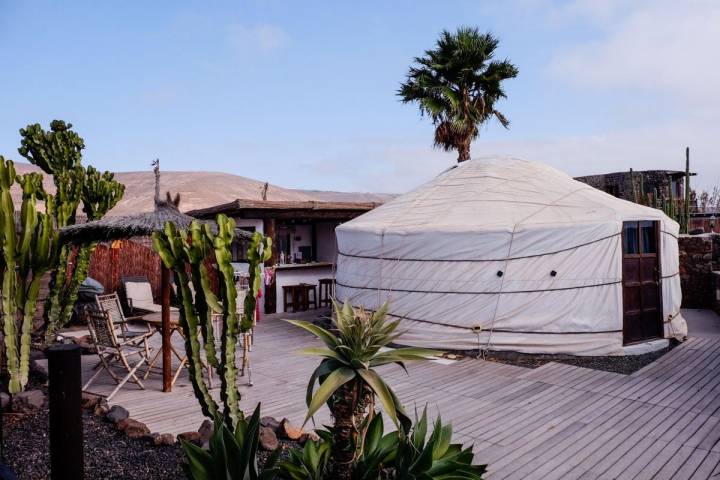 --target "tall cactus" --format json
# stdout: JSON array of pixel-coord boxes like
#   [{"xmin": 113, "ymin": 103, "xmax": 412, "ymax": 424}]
[
  {"xmin": 153, "ymin": 214, "xmax": 269, "ymax": 429},
  {"xmin": 682, "ymin": 147, "xmax": 691, "ymax": 234},
  {"xmin": 17, "ymin": 120, "xmax": 125, "ymax": 342},
  {"xmin": 244, "ymin": 232, "xmax": 272, "ymax": 331},
  {"xmin": 0, "ymin": 157, "xmax": 58, "ymax": 394}
]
